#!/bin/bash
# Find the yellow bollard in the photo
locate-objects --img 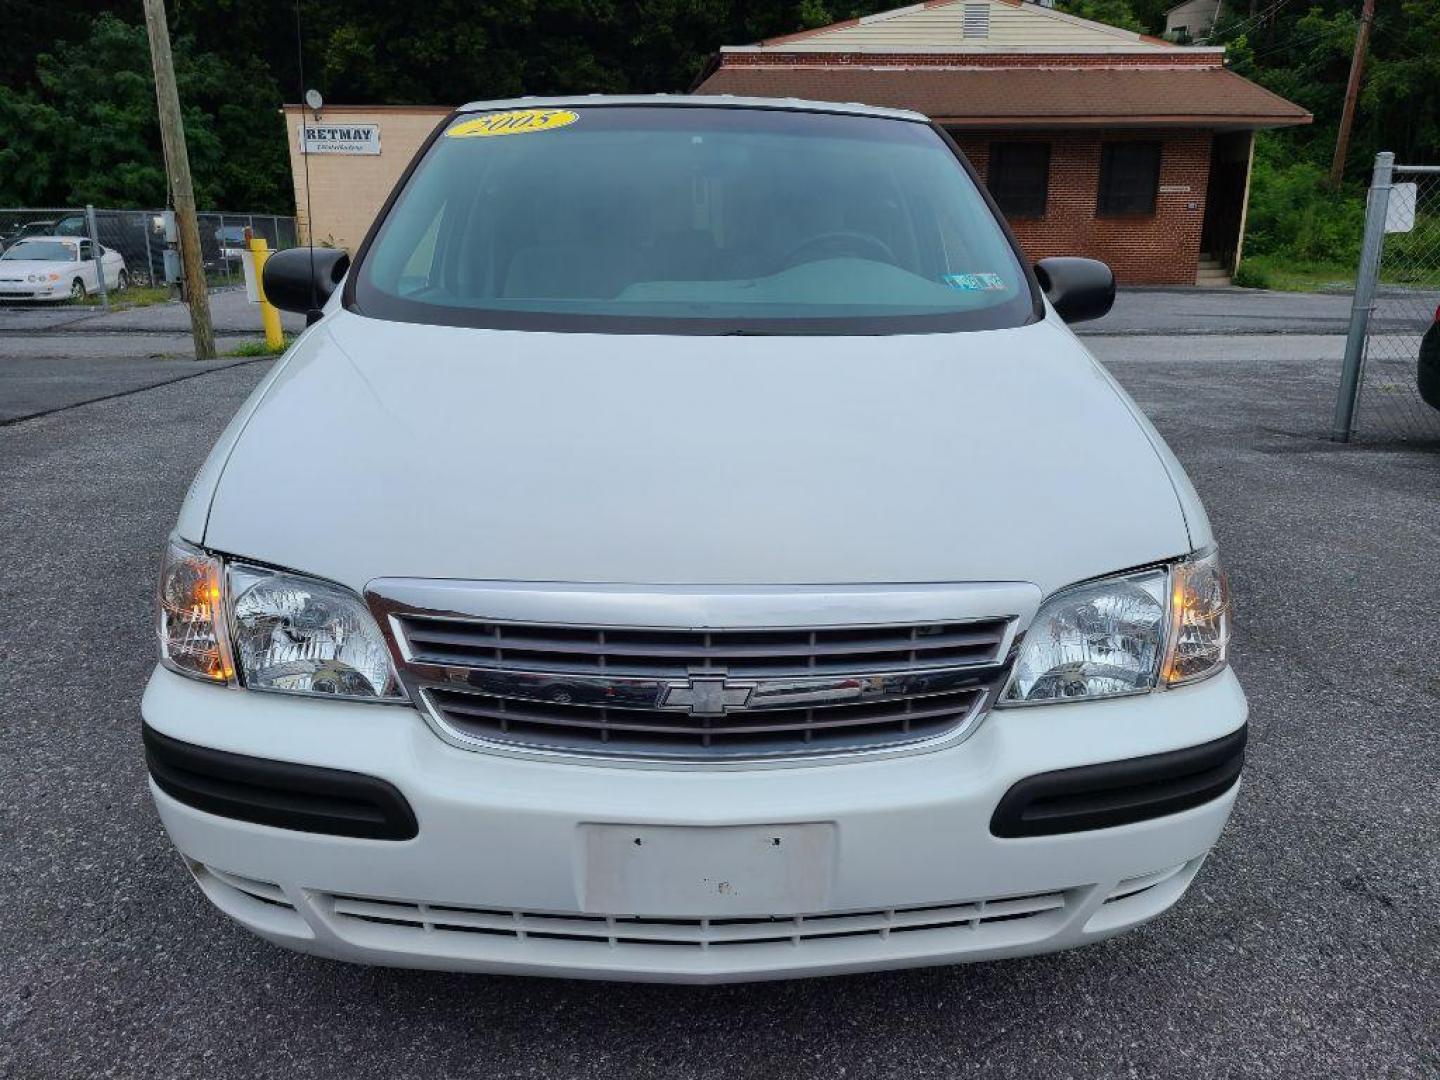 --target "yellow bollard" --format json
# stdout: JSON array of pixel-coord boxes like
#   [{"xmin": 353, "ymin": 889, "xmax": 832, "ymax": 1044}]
[{"xmin": 247, "ymin": 234, "xmax": 285, "ymax": 351}]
